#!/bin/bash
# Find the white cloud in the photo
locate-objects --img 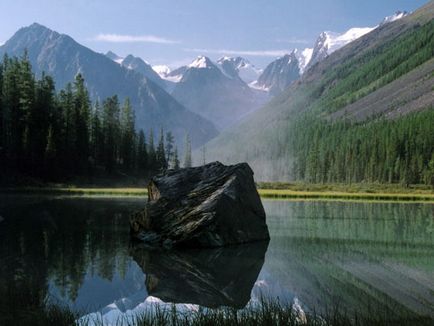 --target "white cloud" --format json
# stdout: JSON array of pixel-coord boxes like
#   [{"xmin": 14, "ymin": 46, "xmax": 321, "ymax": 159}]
[
  {"xmin": 275, "ymin": 37, "xmax": 311, "ymax": 45},
  {"xmin": 184, "ymin": 48, "xmax": 292, "ymax": 57},
  {"xmin": 92, "ymin": 34, "xmax": 180, "ymax": 44}
]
